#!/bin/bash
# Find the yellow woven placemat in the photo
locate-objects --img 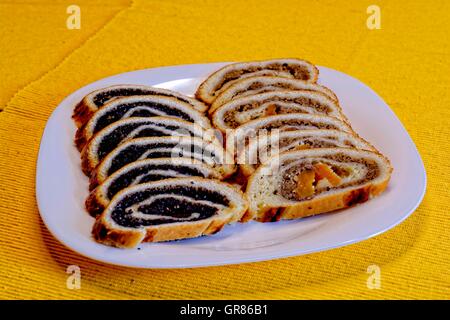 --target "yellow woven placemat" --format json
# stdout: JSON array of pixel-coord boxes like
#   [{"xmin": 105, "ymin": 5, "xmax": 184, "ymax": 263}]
[
  {"xmin": 0, "ymin": 0, "xmax": 129, "ymax": 109},
  {"xmin": 0, "ymin": 0, "xmax": 449, "ymax": 299}
]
